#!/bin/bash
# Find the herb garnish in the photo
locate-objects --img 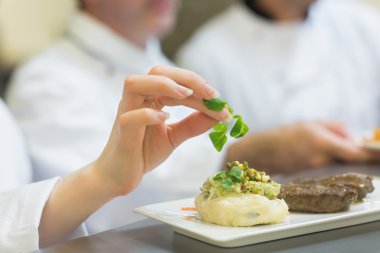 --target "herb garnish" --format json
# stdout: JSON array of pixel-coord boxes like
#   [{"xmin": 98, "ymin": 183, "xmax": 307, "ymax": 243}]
[
  {"xmin": 203, "ymin": 98, "xmax": 249, "ymax": 152},
  {"xmin": 200, "ymin": 161, "xmax": 280, "ymax": 200}
]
